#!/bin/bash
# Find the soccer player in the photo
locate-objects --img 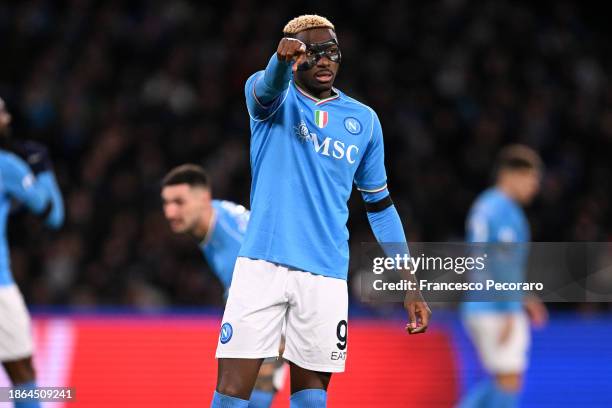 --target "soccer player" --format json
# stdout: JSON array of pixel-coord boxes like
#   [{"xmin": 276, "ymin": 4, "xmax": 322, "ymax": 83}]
[
  {"xmin": 459, "ymin": 145, "xmax": 548, "ymax": 408},
  {"xmin": 211, "ymin": 15, "xmax": 431, "ymax": 408},
  {"xmin": 161, "ymin": 164, "xmax": 283, "ymax": 408},
  {"xmin": 0, "ymin": 97, "xmax": 64, "ymax": 408}
]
